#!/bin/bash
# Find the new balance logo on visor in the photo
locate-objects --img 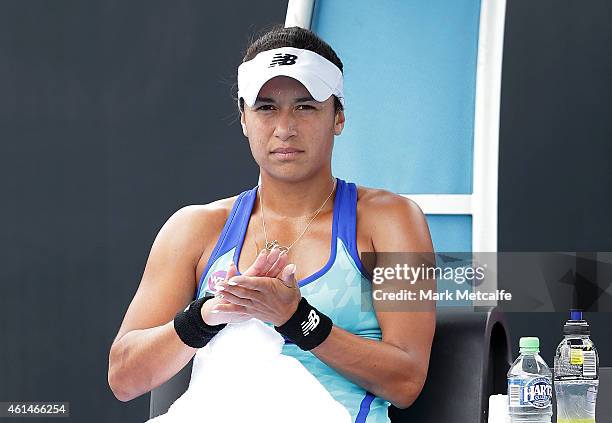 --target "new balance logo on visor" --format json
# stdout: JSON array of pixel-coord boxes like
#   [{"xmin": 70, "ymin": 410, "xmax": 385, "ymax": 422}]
[
  {"xmin": 301, "ymin": 309, "xmax": 320, "ymax": 336},
  {"xmin": 269, "ymin": 53, "xmax": 298, "ymax": 67}
]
